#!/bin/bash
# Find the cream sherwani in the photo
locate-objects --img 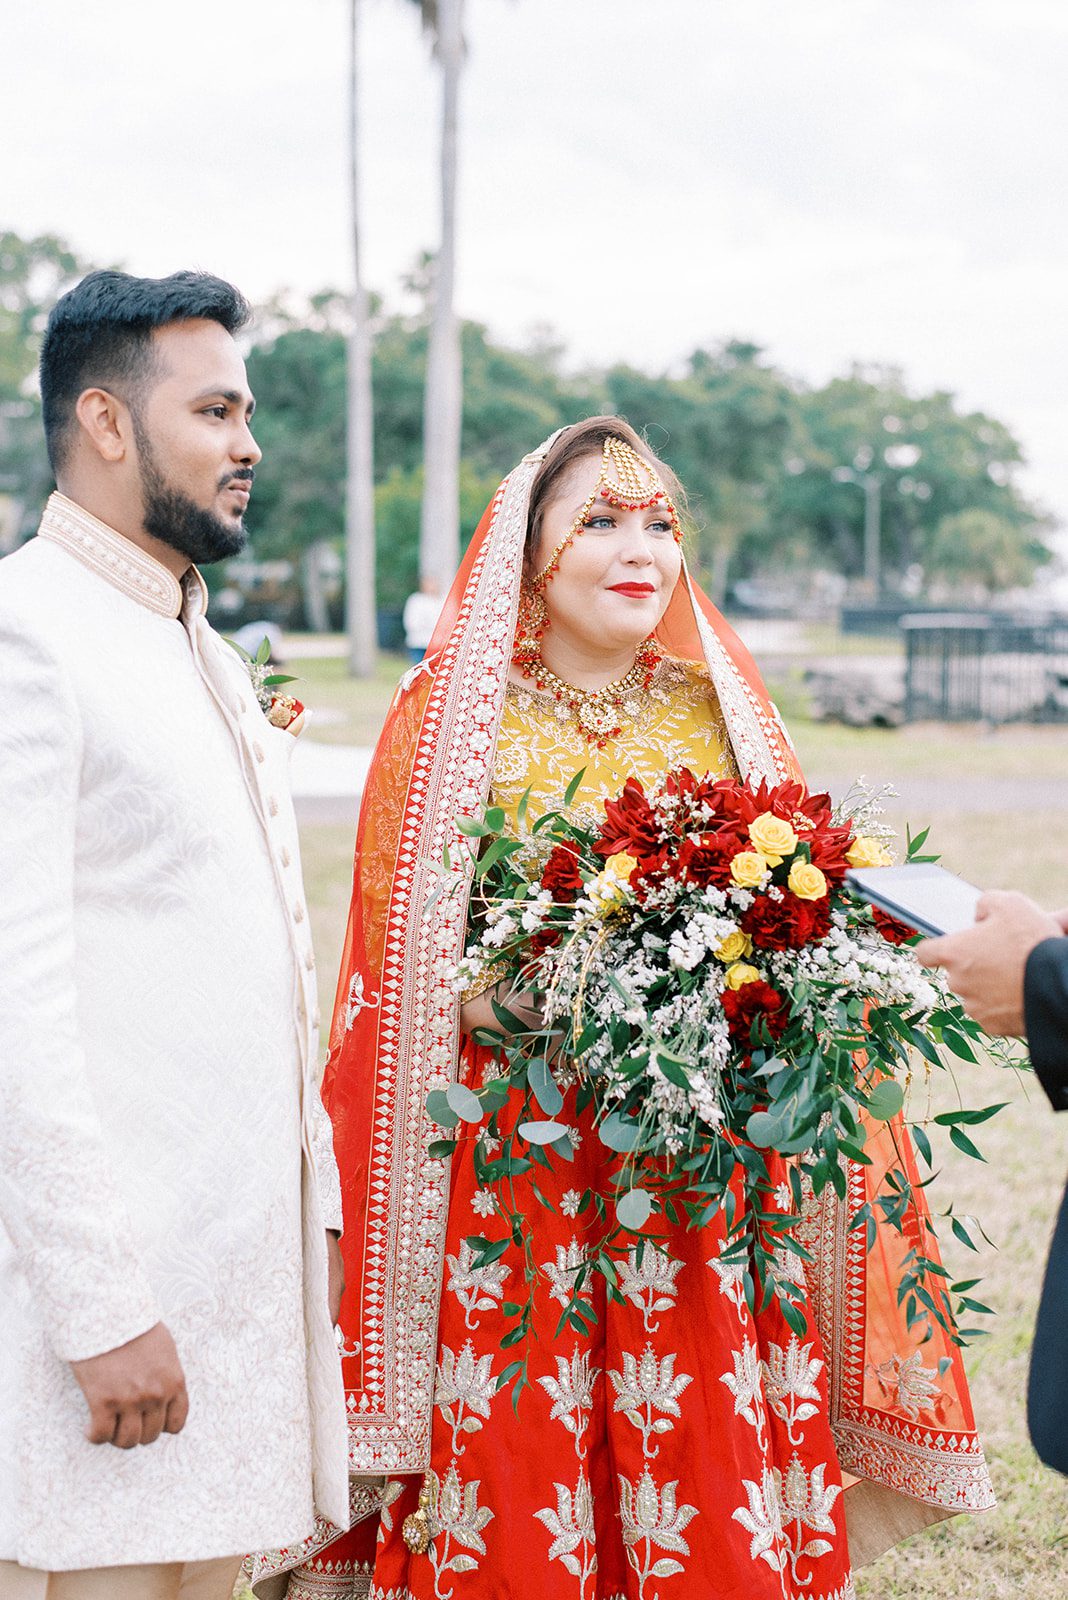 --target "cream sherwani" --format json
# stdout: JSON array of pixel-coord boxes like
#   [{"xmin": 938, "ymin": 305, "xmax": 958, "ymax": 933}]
[{"xmin": 0, "ymin": 495, "xmax": 349, "ymax": 1574}]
